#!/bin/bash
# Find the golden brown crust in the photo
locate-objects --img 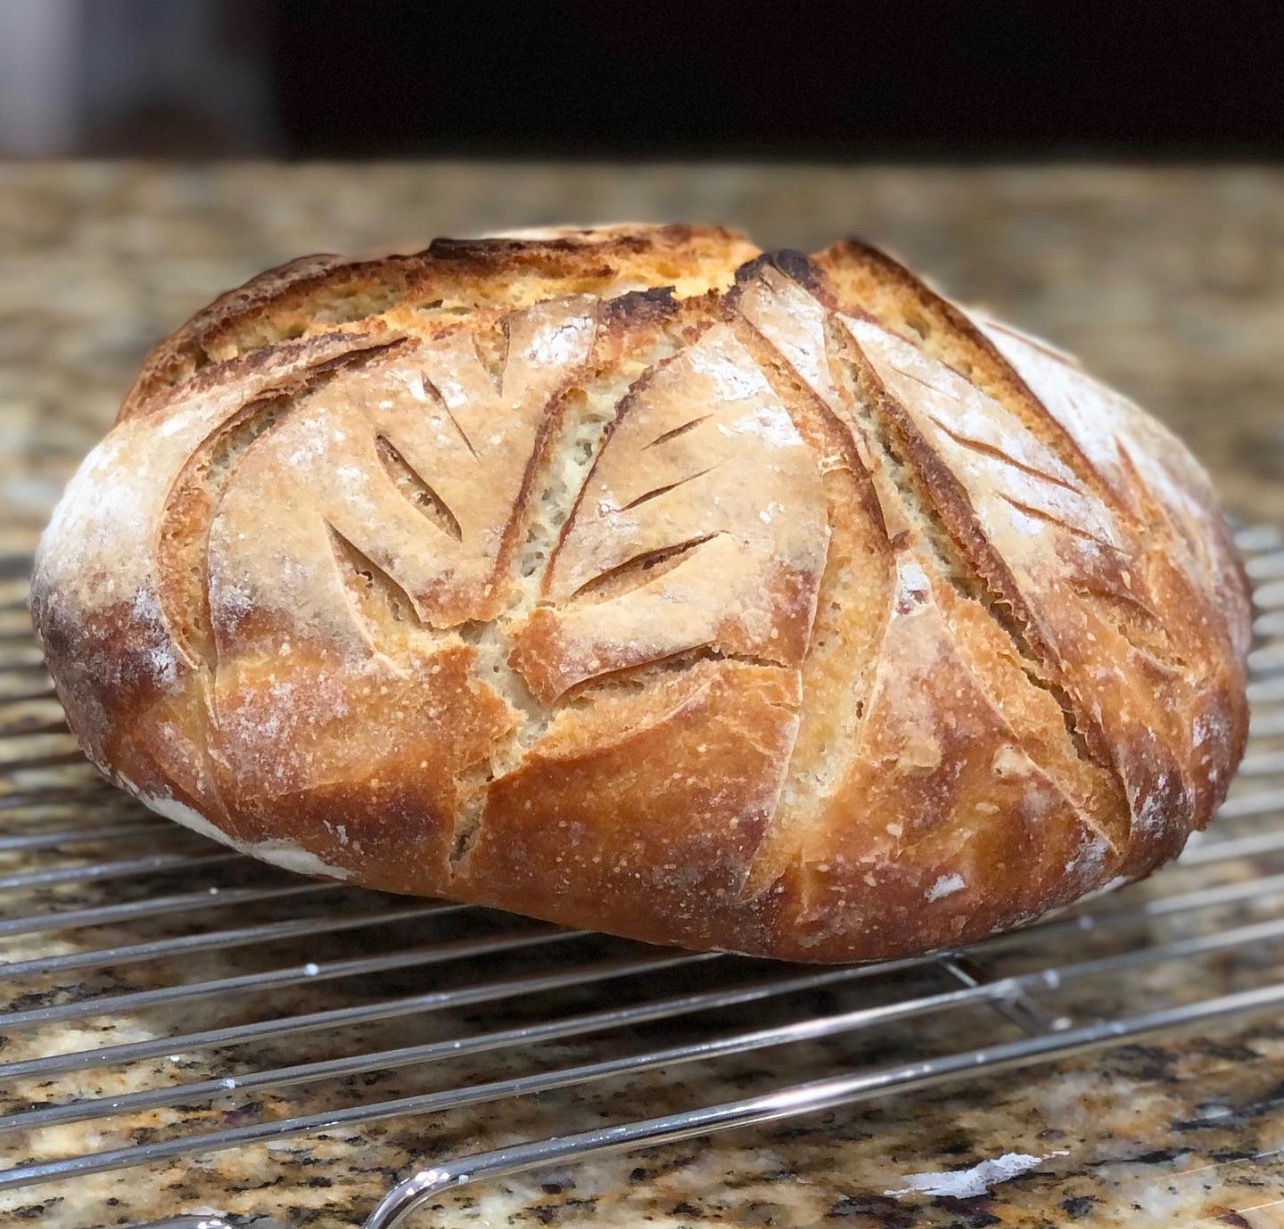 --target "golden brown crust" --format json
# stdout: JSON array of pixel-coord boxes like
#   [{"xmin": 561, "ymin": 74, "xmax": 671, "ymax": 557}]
[
  {"xmin": 119, "ymin": 224, "xmax": 759, "ymax": 422},
  {"xmin": 32, "ymin": 225, "xmax": 1251, "ymax": 962}
]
